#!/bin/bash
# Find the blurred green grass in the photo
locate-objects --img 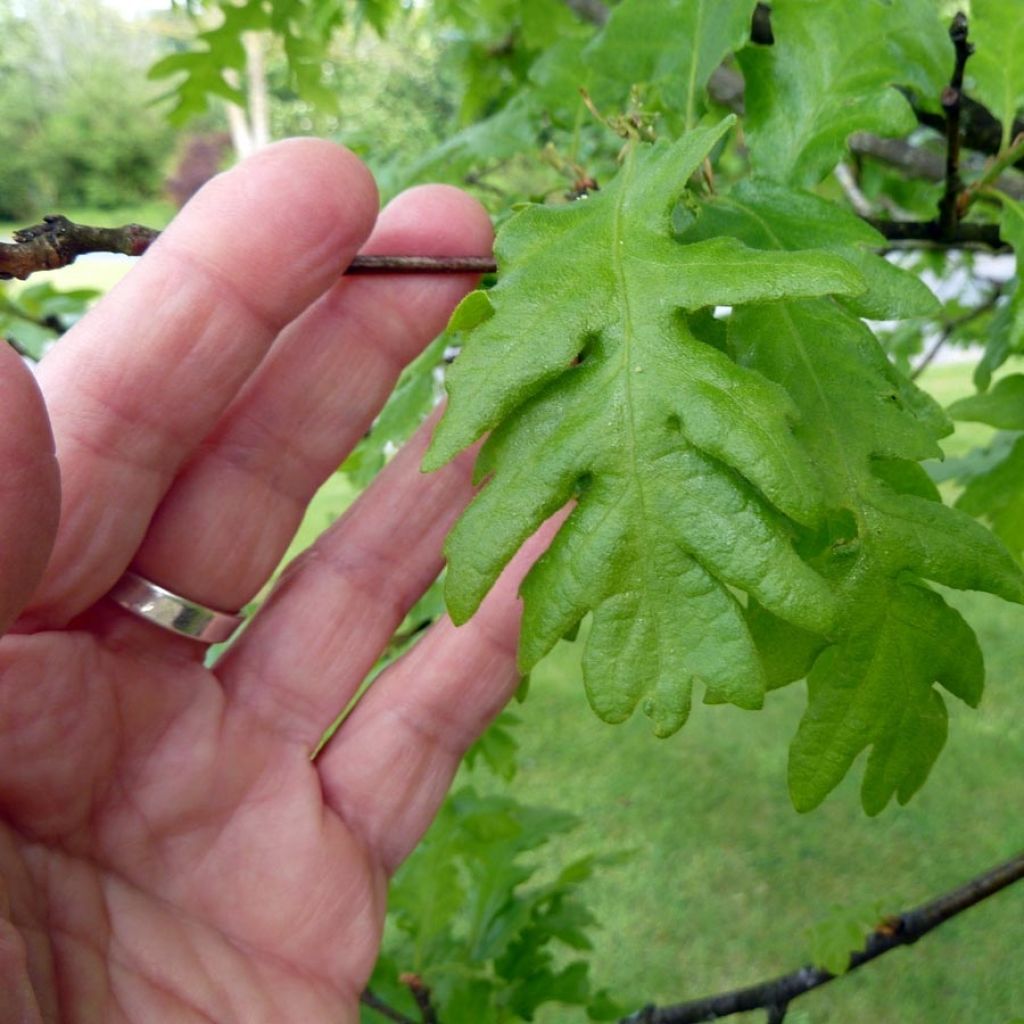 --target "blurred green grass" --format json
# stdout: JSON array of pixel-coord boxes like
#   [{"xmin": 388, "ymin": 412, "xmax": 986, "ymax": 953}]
[{"xmin": 285, "ymin": 357, "xmax": 1024, "ymax": 1023}]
